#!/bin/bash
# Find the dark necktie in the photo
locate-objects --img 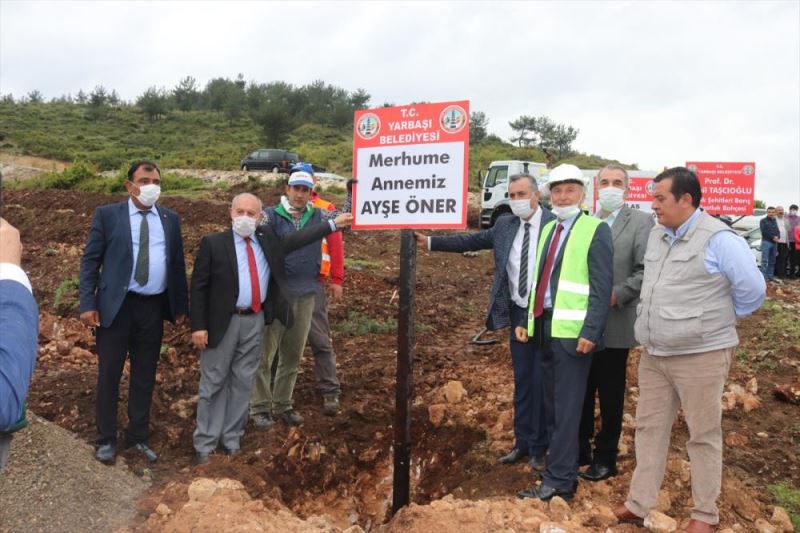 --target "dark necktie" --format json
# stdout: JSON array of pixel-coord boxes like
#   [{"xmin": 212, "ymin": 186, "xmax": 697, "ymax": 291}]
[
  {"xmin": 532, "ymin": 223, "xmax": 565, "ymax": 318},
  {"xmin": 518, "ymin": 222, "xmax": 531, "ymax": 298},
  {"xmin": 134, "ymin": 210, "xmax": 149, "ymax": 286},
  {"xmin": 245, "ymin": 237, "xmax": 262, "ymax": 313}
]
